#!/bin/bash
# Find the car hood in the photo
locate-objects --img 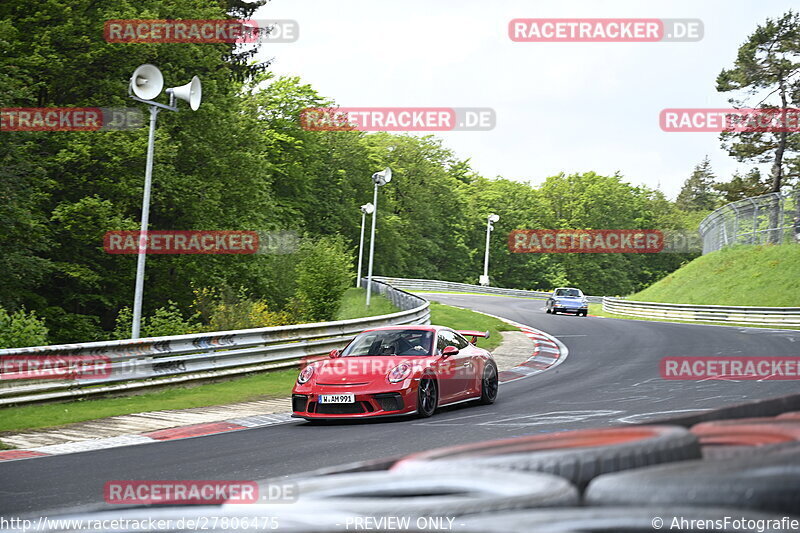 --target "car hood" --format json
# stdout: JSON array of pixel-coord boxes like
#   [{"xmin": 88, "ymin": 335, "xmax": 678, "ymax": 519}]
[{"xmin": 312, "ymin": 356, "xmax": 429, "ymax": 384}]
